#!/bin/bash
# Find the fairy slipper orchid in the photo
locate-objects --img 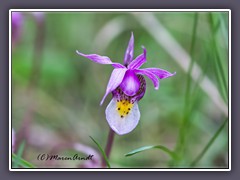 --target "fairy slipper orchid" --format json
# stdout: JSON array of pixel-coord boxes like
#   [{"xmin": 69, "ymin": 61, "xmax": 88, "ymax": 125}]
[{"xmin": 76, "ymin": 32, "xmax": 175, "ymax": 135}]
